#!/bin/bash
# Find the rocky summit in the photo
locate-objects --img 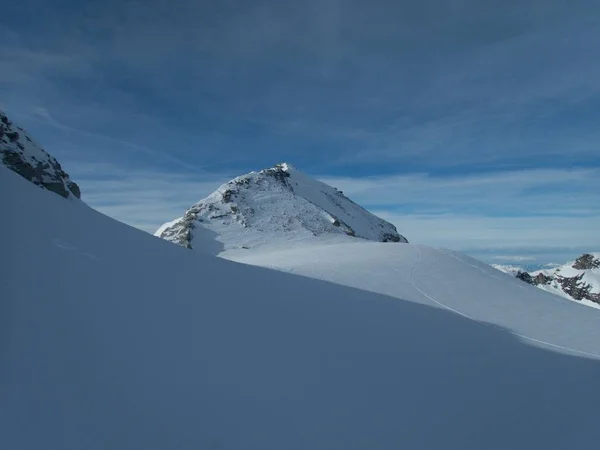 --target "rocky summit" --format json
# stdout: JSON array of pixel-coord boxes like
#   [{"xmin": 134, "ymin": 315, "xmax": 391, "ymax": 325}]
[
  {"xmin": 0, "ymin": 109, "xmax": 80, "ymax": 199},
  {"xmin": 512, "ymin": 253, "xmax": 600, "ymax": 306},
  {"xmin": 156, "ymin": 162, "xmax": 407, "ymax": 251}
]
